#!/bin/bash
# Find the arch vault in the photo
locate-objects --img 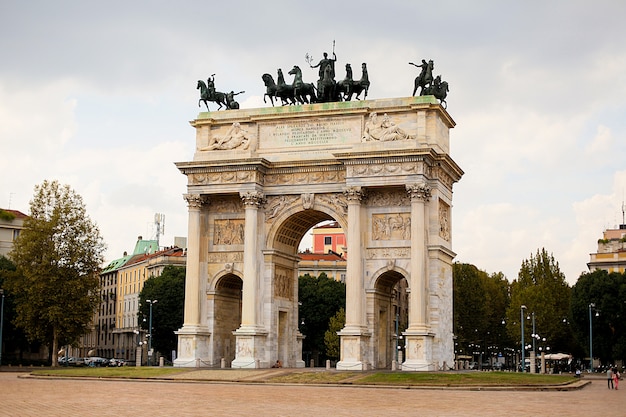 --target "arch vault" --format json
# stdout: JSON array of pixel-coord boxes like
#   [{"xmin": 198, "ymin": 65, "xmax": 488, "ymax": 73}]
[{"xmin": 174, "ymin": 96, "xmax": 463, "ymax": 370}]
